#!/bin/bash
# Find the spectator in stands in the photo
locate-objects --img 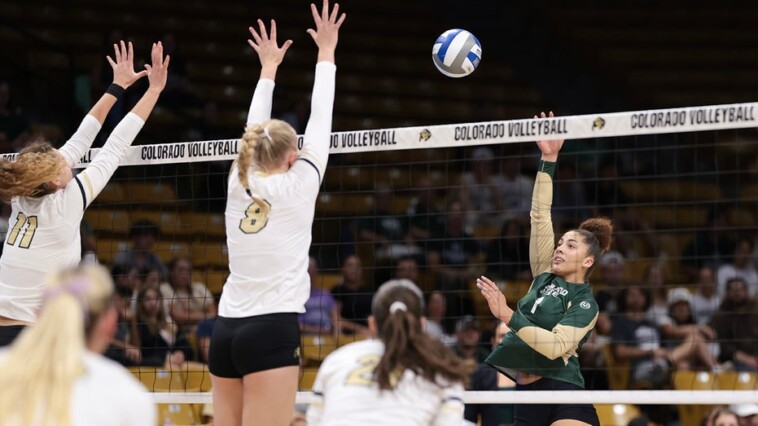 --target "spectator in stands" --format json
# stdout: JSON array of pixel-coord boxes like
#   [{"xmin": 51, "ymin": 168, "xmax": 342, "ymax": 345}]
[
  {"xmin": 711, "ymin": 278, "xmax": 758, "ymax": 370},
  {"xmin": 427, "ymin": 199, "xmax": 483, "ymax": 320},
  {"xmin": 612, "ymin": 286, "xmax": 668, "ymax": 388},
  {"xmin": 196, "ymin": 295, "xmax": 218, "ymax": 364},
  {"xmin": 692, "ymin": 266, "xmax": 721, "ymax": 325},
  {"xmin": 681, "ymin": 207, "xmax": 736, "ymax": 281},
  {"xmin": 452, "ymin": 316, "xmax": 489, "ymax": 363},
  {"xmin": 424, "ymin": 290, "xmax": 454, "ymax": 343},
  {"xmin": 484, "ymin": 219, "xmax": 530, "ymax": 281},
  {"xmin": 458, "ymin": 147, "xmax": 504, "ymax": 228},
  {"xmin": 612, "ymin": 286, "xmax": 716, "ymax": 388},
  {"xmin": 331, "ymin": 255, "xmax": 372, "ymax": 335},
  {"xmin": 498, "ymin": 156, "xmax": 533, "ymax": 220},
  {"xmin": 664, "ymin": 288, "xmax": 718, "ymax": 370},
  {"xmin": 464, "ymin": 321, "xmax": 516, "ymax": 426},
  {"xmin": 111, "ymin": 263, "xmax": 142, "ymax": 310},
  {"xmin": 594, "ymin": 250, "xmax": 629, "ymax": 335},
  {"xmin": 644, "ymin": 264, "xmax": 670, "ymax": 327},
  {"xmin": 160, "ymin": 256, "xmax": 216, "ymax": 336},
  {"xmin": 393, "ymin": 256, "xmax": 420, "ymax": 283},
  {"xmin": 730, "ymin": 404, "xmax": 758, "ymax": 426},
  {"xmin": 553, "ymin": 163, "xmax": 591, "ymax": 230},
  {"xmin": 406, "ymin": 175, "xmax": 444, "ymax": 251},
  {"xmin": 589, "ymin": 160, "xmax": 628, "ymax": 219},
  {"xmin": 357, "ymin": 185, "xmax": 419, "ymax": 263},
  {"xmin": 0, "ymin": 80, "xmax": 31, "ymax": 153},
  {"xmin": 141, "ymin": 264, "xmax": 162, "ymax": 289},
  {"xmin": 300, "ymin": 257, "xmax": 339, "ymax": 336},
  {"xmin": 717, "ymin": 238, "xmax": 757, "ymax": 298},
  {"xmin": 105, "ymin": 284, "xmax": 142, "ymax": 366},
  {"xmin": 113, "ymin": 220, "xmax": 168, "ymax": 279},
  {"xmin": 131, "ymin": 286, "xmax": 192, "ymax": 367}
]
